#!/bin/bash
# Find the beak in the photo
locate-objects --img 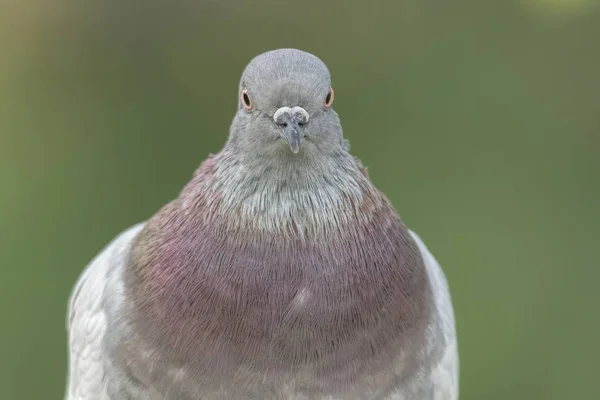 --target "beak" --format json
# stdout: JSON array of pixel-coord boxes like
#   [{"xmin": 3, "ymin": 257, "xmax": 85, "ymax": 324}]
[
  {"xmin": 273, "ymin": 106, "xmax": 310, "ymax": 154},
  {"xmin": 284, "ymin": 120, "xmax": 302, "ymax": 154}
]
